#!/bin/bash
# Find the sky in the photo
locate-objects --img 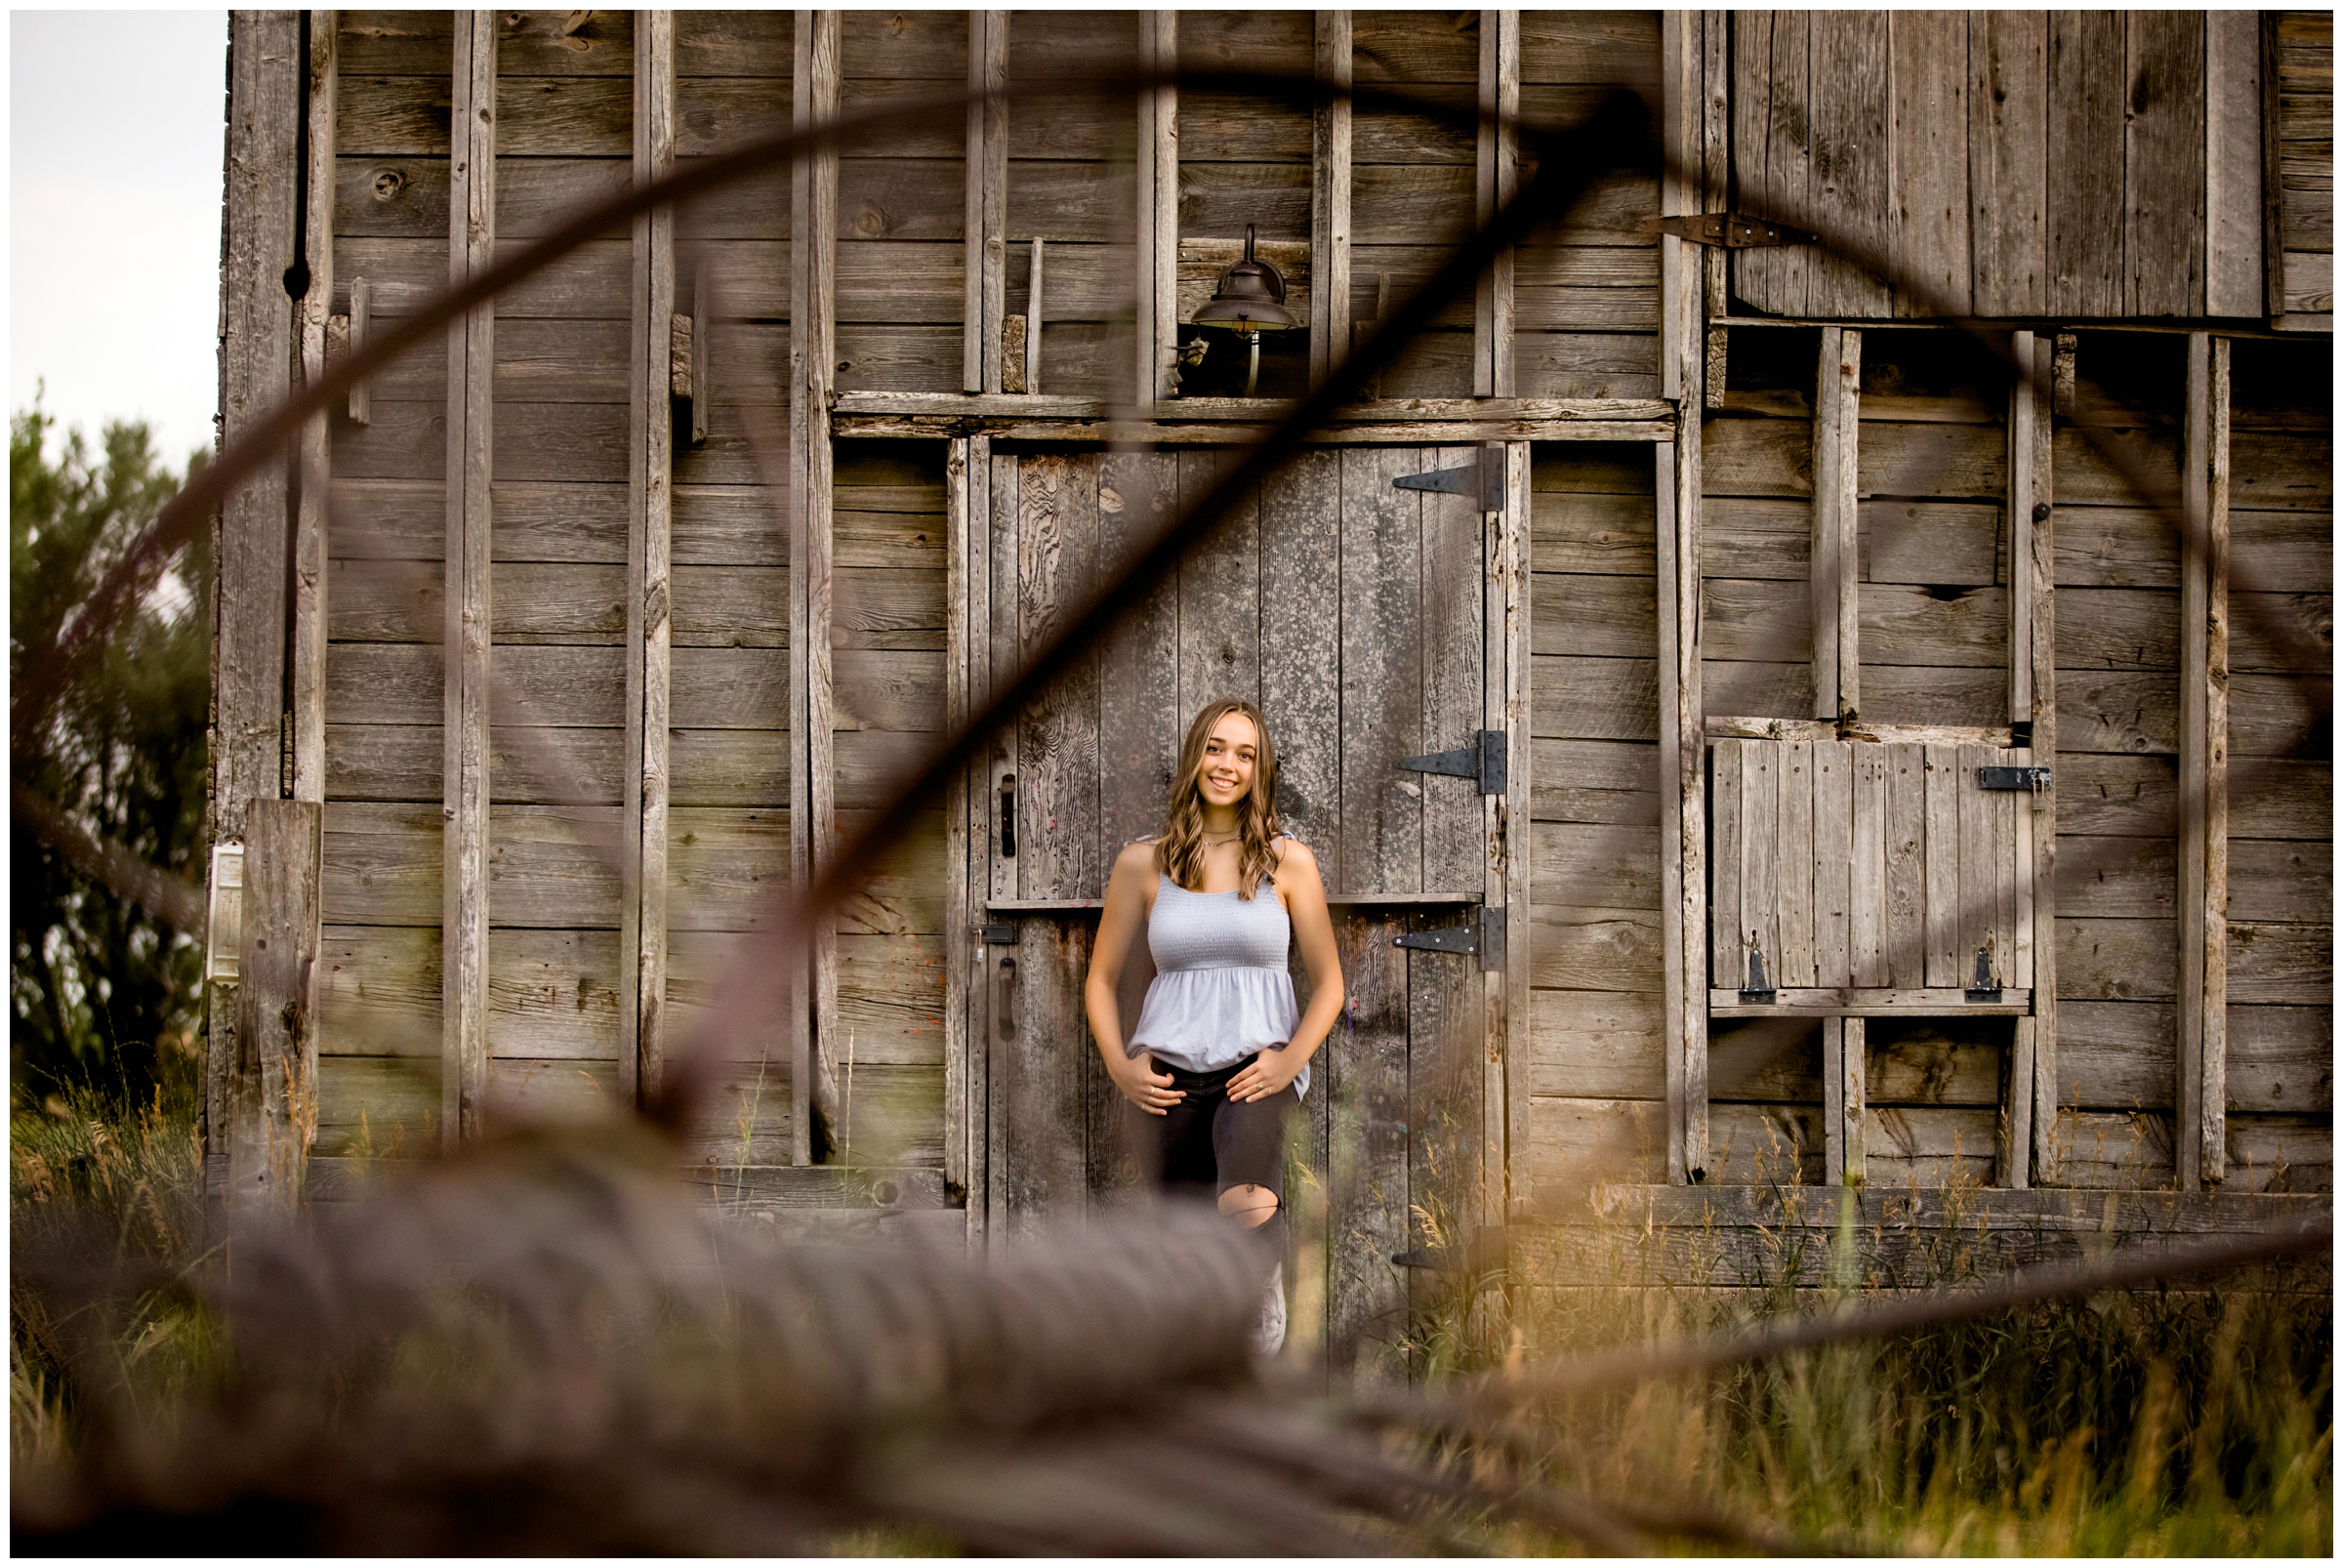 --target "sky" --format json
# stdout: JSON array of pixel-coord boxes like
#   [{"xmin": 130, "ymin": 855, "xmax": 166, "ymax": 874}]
[{"xmin": 12, "ymin": 9, "xmax": 228, "ymax": 468}]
